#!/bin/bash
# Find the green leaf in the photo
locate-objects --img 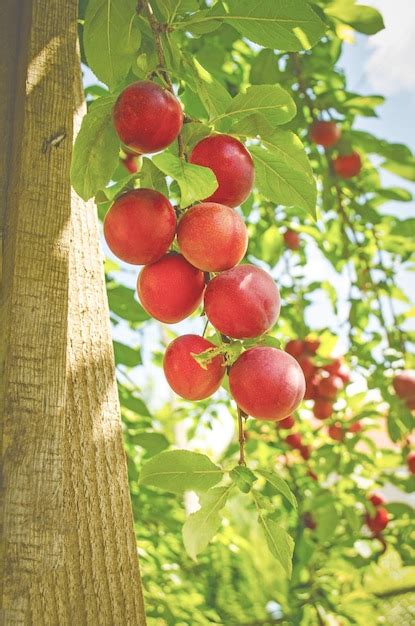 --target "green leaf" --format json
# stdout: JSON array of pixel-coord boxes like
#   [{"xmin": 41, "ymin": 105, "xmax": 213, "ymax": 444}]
[
  {"xmin": 139, "ymin": 158, "xmax": 169, "ymax": 196},
  {"xmin": 152, "ymin": 153, "xmax": 218, "ymax": 207},
  {"xmin": 107, "ymin": 284, "xmax": 150, "ymax": 324},
  {"xmin": 213, "ymin": 85, "xmax": 296, "ymax": 127},
  {"xmin": 182, "ymin": 0, "xmax": 327, "ymax": 51},
  {"xmin": 113, "ymin": 341, "xmax": 141, "ymax": 367},
  {"xmin": 250, "ymin": 130, "xmax": 316, "ymax": 215},
  {"xmin": 230, "ymin": 466, "xmax": 257, "ymax": 493},
  {"xmin": 257, "ymin": 469, "xmax": 298, "ymax": 509},
  {"xmin": 258, "ymin": 514, "xmax": 294, "ymax": 577},
  {"xmin": 119, "ymin": 387, "xmax": 152, "ymax": 417},
  {"xmin": 375, "ymin": 187, "xmax": 412, "ymax": 202},
  {"xmin": 139, "ymin": 450, "xmax": 224, "ymax": 493},
  {"xmin": 83, "ymin": 0, "xmax": 140, "ymax": 89},
  {"xmin": 349, "ymin": 130, "xmax": 412, "ymax": 162},
  {"xmin": 182, "ymin": 485, "xmax": 233, "ymax": 560},
  {"xmin": 129, "ymin": 431, "xmax": 169, "ymax": 455},
  {"xmin": 381, "ymin": 158, "xmax": 415, "ymax": 182},
  {"xmin": 250, "ymin": 49, "xmax": 282, "ymax": 85},
  {"xmin": 71, "ymin": 96, "xmax": 119, "ymax": 200},
  {"xmin": 325, "ymin": 1, "xmax": 384, "ymax": 35},
  {"xmin": 184, "ymin": 57, "xmax": 232, "ymax": 121}
]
